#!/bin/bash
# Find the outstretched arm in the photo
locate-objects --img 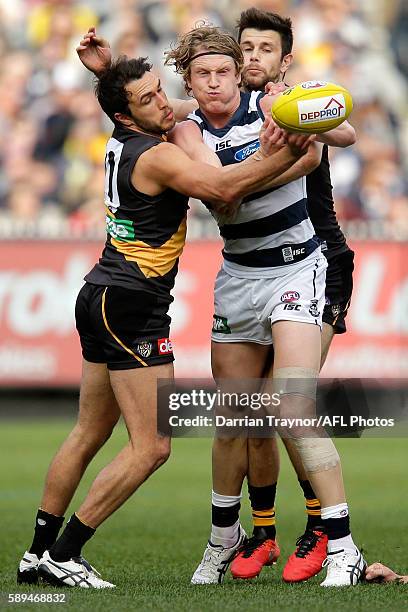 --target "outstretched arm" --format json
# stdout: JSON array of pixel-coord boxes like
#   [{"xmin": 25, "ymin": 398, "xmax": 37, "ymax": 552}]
[
  {"xmin": 170, "ymin": 119, "xmax": 320, "ymax": 197},
  {"xmin": 242, "ymin": 116, "xmax": 323, "ymax": 187},
  {"xmin": 316, "ymin": 120, "xmax": 356, "ymax": 147},
  {"xmin": 77, "ymin": 31, "xmax": 199, "ymax": 123},
  {"xmin": 134, "ymin": 130, "xmax": 312, "ymax": 206},
  {"xmin": 365, "ymin": 563, "xmax": 408, "ymax": 584}
]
